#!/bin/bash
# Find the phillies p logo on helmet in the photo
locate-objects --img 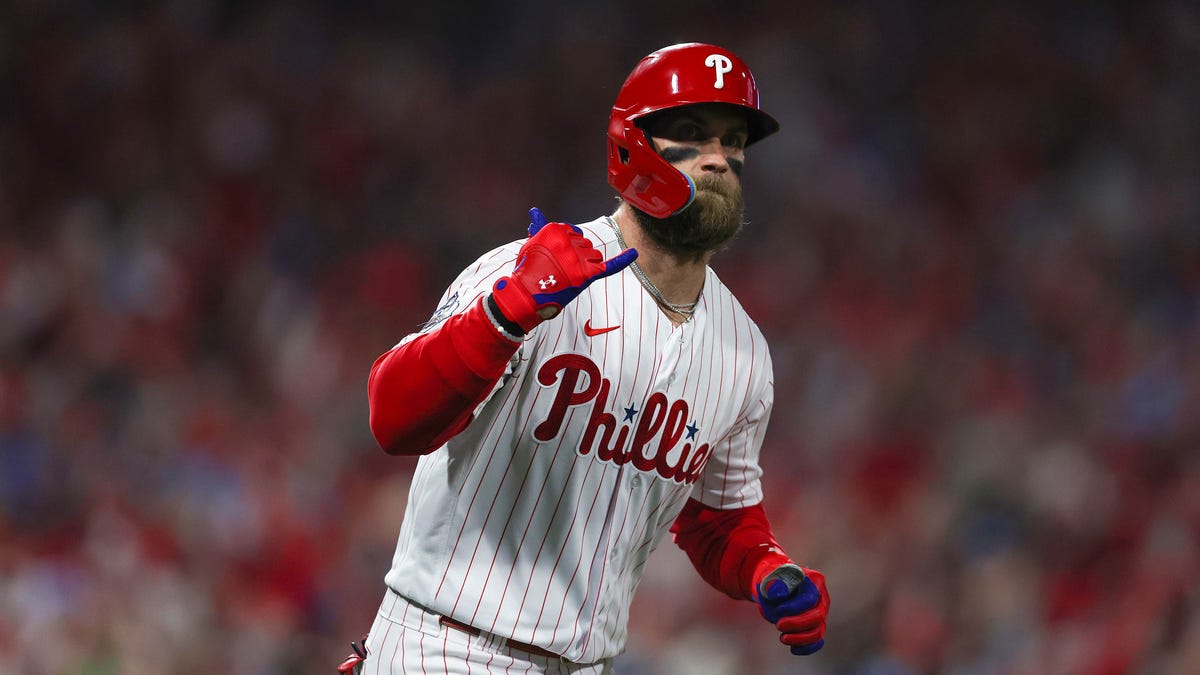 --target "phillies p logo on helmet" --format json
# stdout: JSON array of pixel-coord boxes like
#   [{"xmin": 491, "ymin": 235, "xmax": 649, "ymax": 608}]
[{"xmin": 704, "ymin": 54, "xmax": 733, "ymax": 89}]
